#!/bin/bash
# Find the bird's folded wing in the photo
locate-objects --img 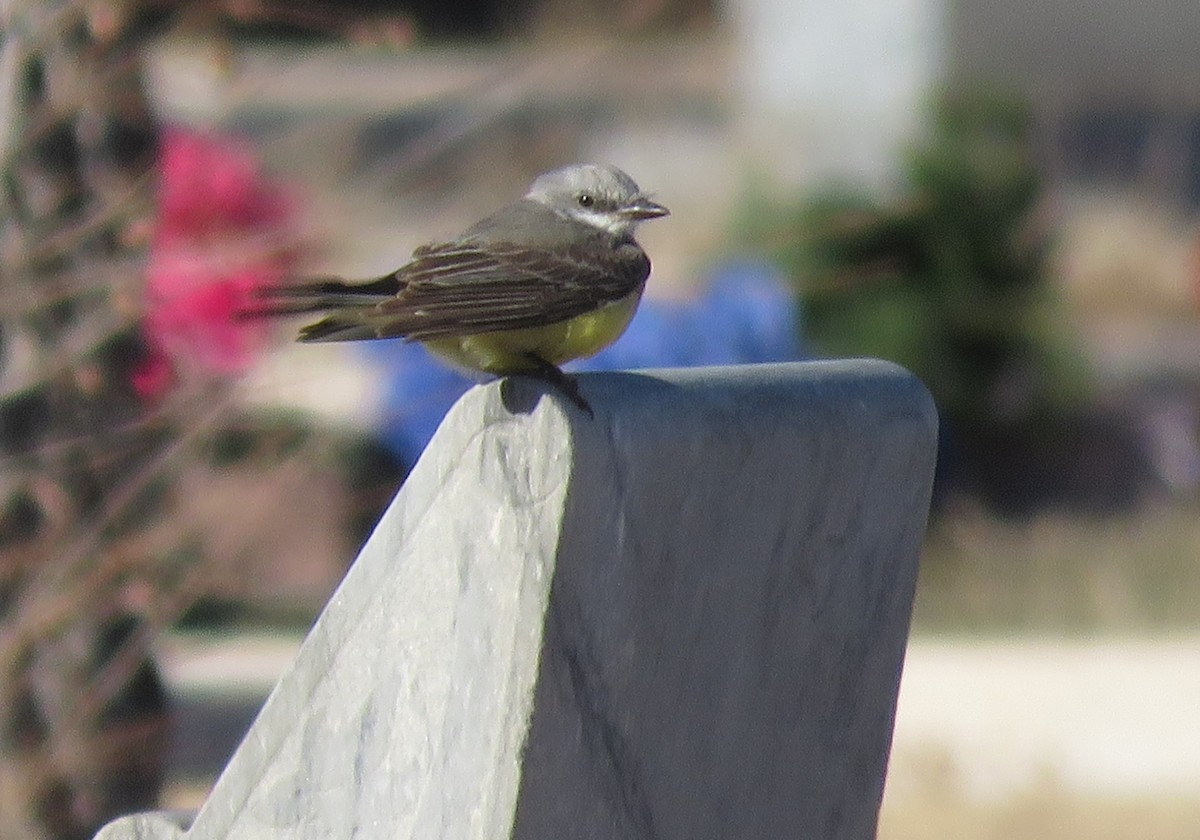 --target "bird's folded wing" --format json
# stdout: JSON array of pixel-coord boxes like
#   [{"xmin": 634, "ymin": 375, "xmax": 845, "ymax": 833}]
[{"xmin": 375, "ymin": 240, "xmax": 649, "ymax": 339}]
